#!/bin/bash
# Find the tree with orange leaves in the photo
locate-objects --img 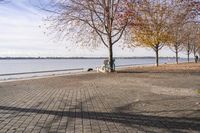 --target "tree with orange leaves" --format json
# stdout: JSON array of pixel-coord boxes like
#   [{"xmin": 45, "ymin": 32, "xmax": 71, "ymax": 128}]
[
  {"xmin": 127, "ymin": 0, "xmax": 198, "ymax": 66},
  {"xmin": 128, "ymin": 0, "xmax": 174, "ymax": 66}
]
